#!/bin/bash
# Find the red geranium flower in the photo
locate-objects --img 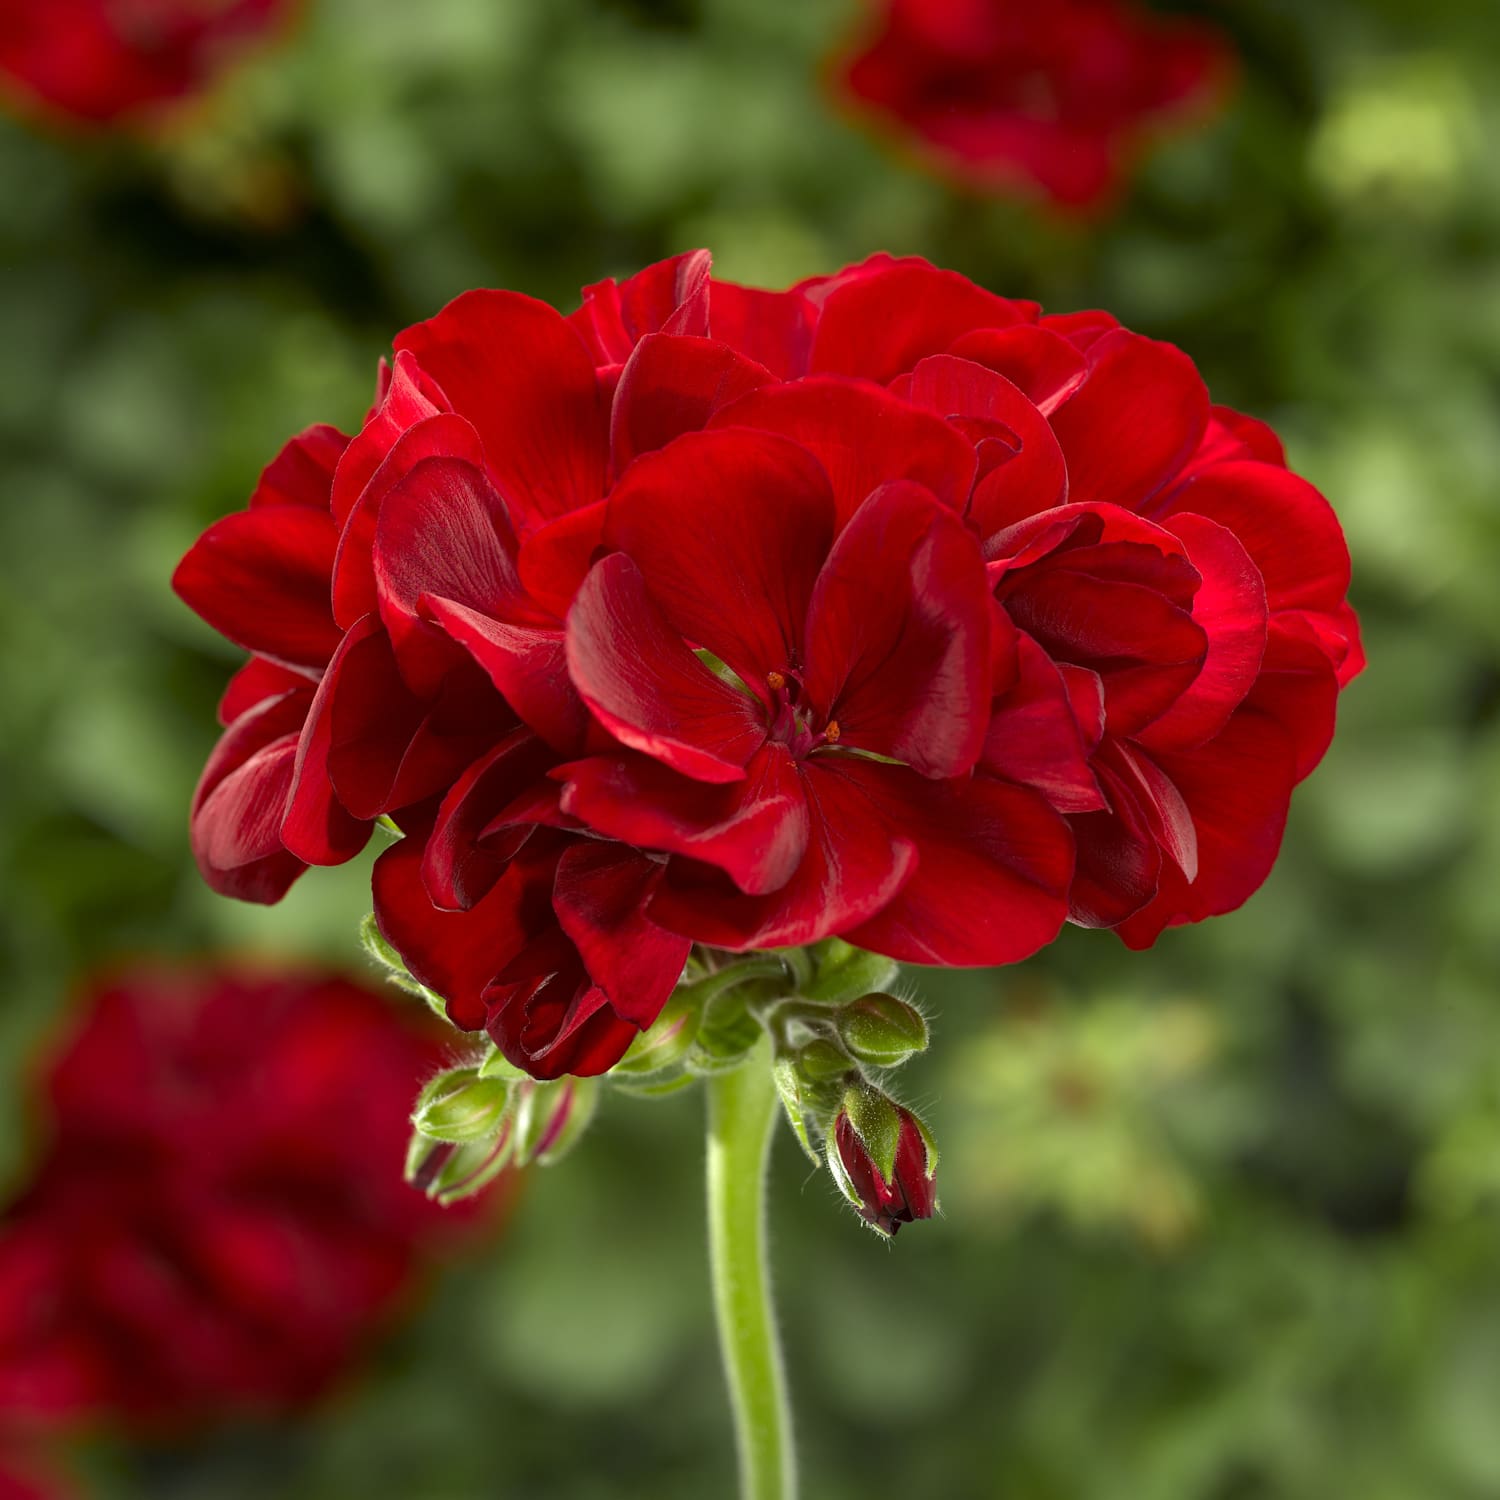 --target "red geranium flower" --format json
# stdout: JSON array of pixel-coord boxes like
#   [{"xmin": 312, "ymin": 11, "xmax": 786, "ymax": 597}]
[
  {"xmin": 174, "ymin": 251, "xmax": 1361, "ymax": 1080},
  {"xmin": 0, "ymin": 967, "xmax": 501, "ymax": 1428},
  {"xmin": 0, "ymin": 0, "xmax": 295, "ymax": 128},
  {"xmin": 836, "ymin": 0, "xmax": 1234, "ymax": 212}
]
